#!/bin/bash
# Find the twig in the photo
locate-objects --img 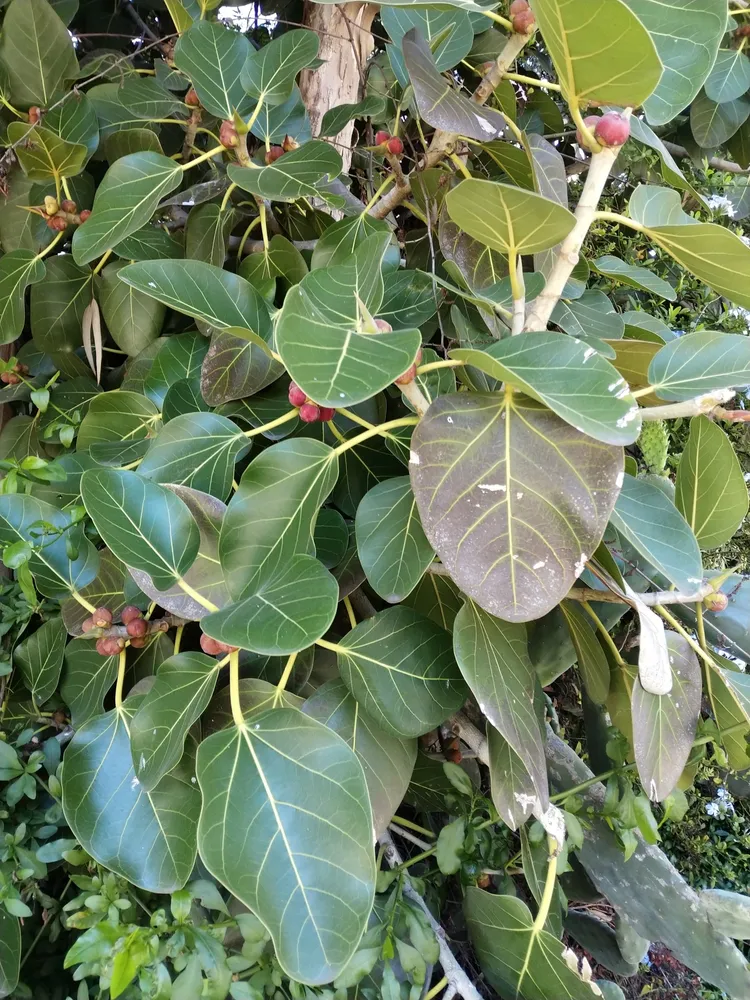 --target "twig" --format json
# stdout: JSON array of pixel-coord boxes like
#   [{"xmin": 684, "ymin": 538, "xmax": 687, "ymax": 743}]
[
  {"xmin": 388, "ymin": 824, "xmax": 434, "ymax": 851},
  {"xmin": 640, "ymin": 389, "xmax": 735, "ymax": 420},
  {"xmin": 380, "ymin": 831, "xmax": 485, "ymax": 1000}
]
